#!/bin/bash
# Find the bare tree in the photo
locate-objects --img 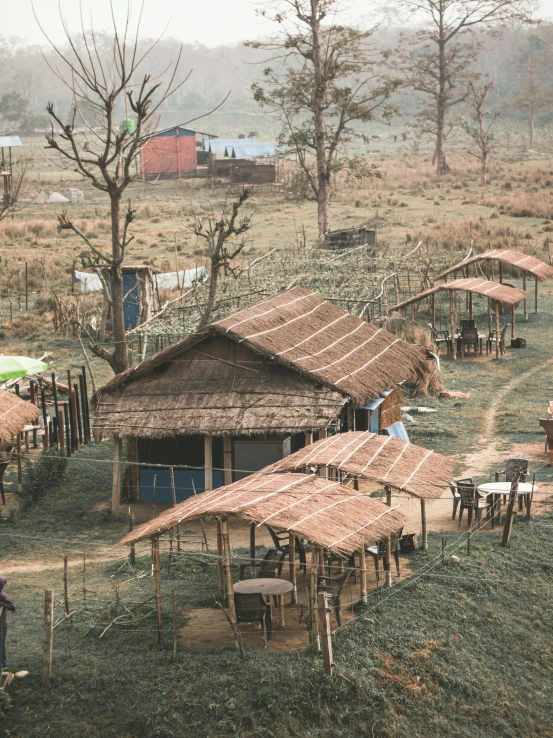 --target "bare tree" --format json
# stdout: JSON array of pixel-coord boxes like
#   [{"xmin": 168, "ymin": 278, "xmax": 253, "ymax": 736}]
[
  {"xmin": 461, "ymin": 80, "xmax": 499, "ymax": 185},
  {"xmin": 193, "ymin": 188, "xmax": 255, "ymax": 327},
  {"xmin": 396, "ymin": 0, "xmax": 536, "ymax": 175},
  {"xmin": 511, "ymin": 41, "xmax": 549, "ymax": 149},
  {"xmin": 35, "ymin": 3, "xmax": 190, "ymax": 374},
  {"xmin": 248, "ymin": 0, "xmax": 399, "ymax": 238}
]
